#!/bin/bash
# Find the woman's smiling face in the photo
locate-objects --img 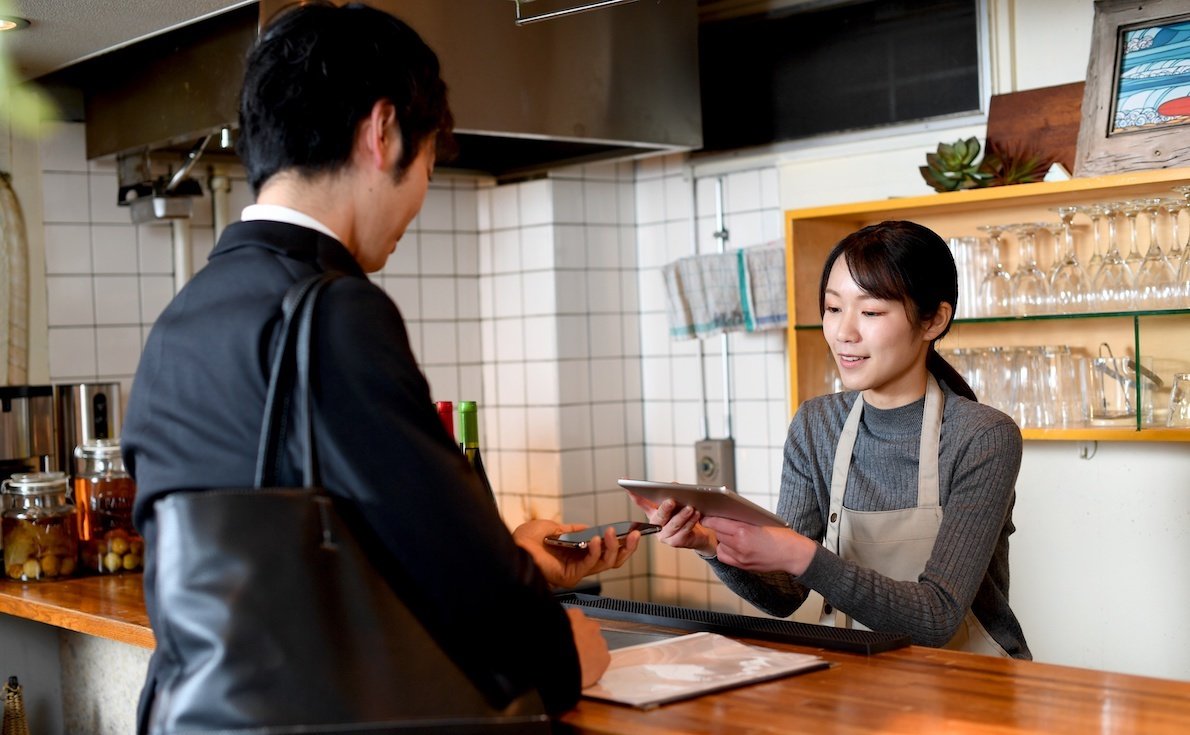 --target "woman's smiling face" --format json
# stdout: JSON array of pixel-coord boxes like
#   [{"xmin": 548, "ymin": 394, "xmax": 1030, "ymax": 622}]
[{"xmin": 821, "ymin": 256, "xmax": 937, "ymax": 409}]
